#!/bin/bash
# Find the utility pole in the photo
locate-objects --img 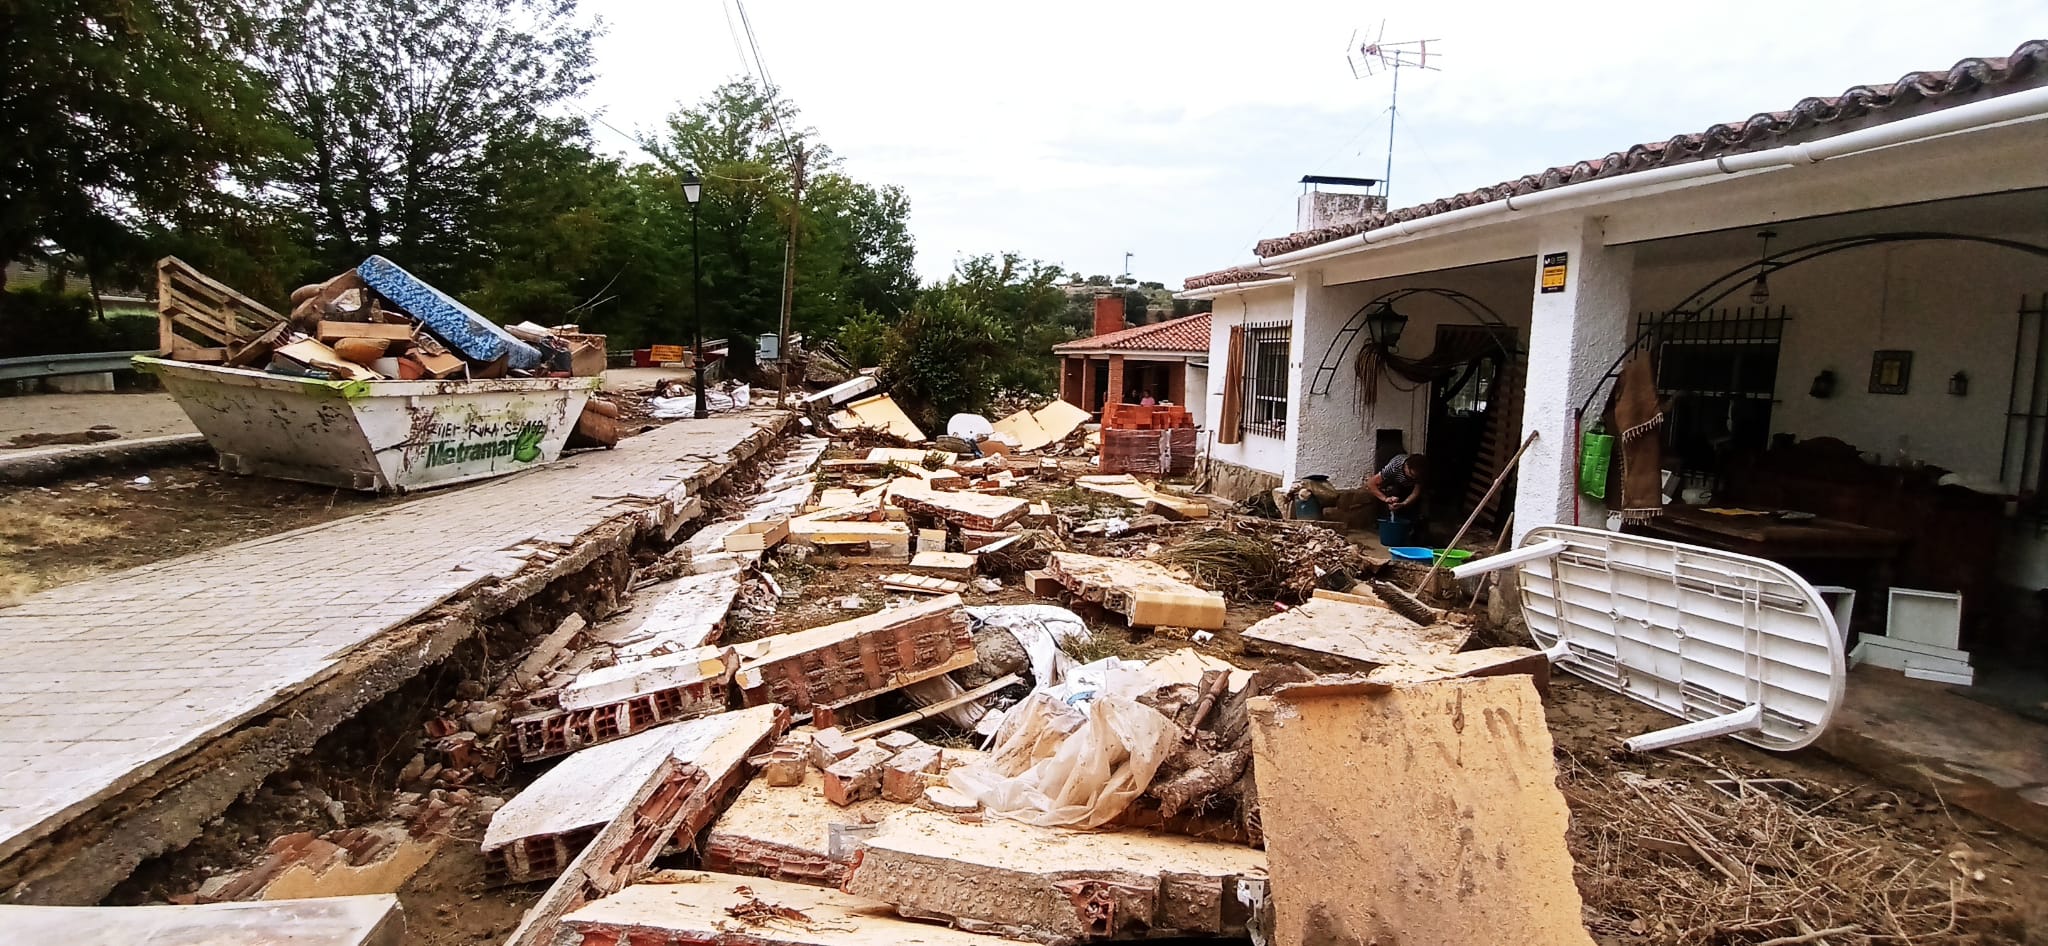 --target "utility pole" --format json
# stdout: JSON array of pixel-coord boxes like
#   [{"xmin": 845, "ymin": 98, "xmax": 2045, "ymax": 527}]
[{"xmin": 776, "ymin": 143, "xmax": 806, "ymax": 408}]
